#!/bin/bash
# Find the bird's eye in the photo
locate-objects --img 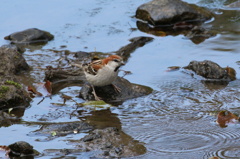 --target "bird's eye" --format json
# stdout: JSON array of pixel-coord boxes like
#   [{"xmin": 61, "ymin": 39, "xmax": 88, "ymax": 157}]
[{"xmin": 113, "ymin": 59, "xmax": 119, "ymax": 62}]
